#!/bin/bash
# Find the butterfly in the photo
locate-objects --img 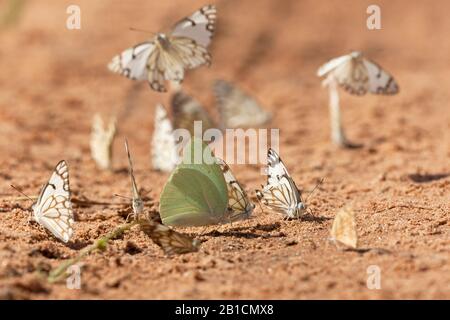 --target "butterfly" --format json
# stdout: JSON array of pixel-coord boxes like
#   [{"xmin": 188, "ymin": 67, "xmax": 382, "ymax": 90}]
[
  {"xmin": 330, "ymin": 207, "xmax": 358, "ymax": 249},
  {"xmin": 90, "ymin": 114, "xmax": 116, "ymax": 170},
  {"xmin": 32, "ymin": 161, "xmax": 74, "ymax": 243},
  {"xmin": 256, "ymin": 148, "xmax": 306, "ymax": 219},
  {"xmin": 124, "ymin": 140, "xmax": 144, "ymax": 220},
  {"xmin": 216, "ymin": 158, "xmax": 254, "ymax": 221},
  {"xmin": 171, "ymin": 90, "xmax": 216, "ymax": 135},
  {"xmin": 151, "ymin": 104, "xmax": 179, "ymax": 172},
  {"xmin": 159, "ymin": 137, "xmax": 253, "ymax": 226},
  {"xmin": 214, "ymin": 80, "xmax": 271, "ymax": 128},
  {"xmin": 125, "ymin": 140, "xmax": 200, "ymax": 255},
  {"xmin": 317, "ymin": 51, "xmax": 399, "ymax": 95},
  {"xmin": 108, "ymin": 5, "xmax": 216, "ymax": 92}
]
